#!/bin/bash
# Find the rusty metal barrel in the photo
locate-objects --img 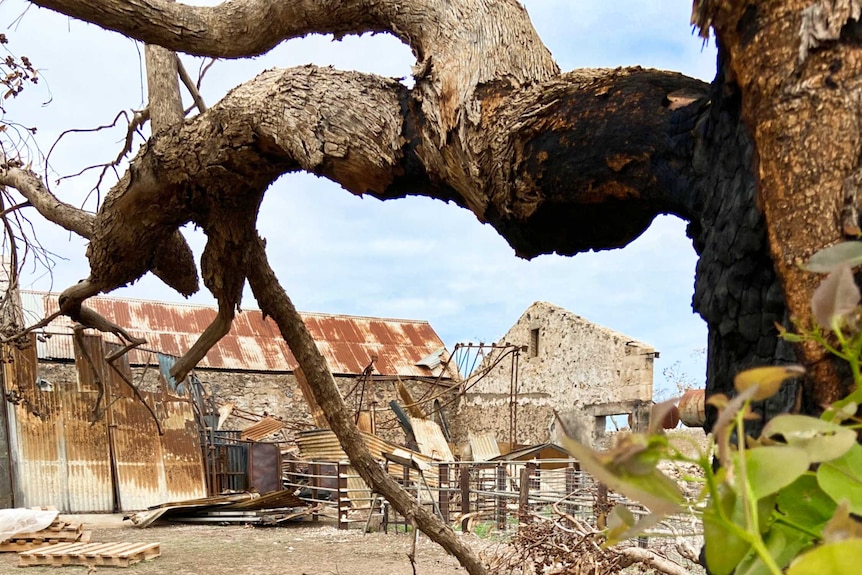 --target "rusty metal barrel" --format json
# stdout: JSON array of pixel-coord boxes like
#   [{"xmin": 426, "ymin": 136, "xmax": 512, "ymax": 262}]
[{"xmin": 678, "ymin": 389, "xmax": 706, "ymax": 427}]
